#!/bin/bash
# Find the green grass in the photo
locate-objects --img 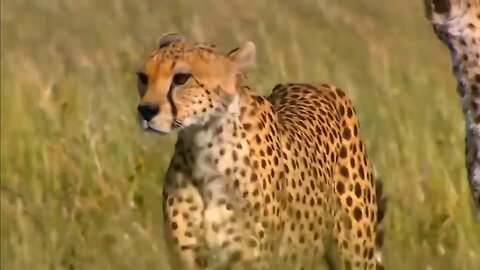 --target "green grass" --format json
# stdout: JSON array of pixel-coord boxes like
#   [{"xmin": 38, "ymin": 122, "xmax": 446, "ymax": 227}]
[{"xmin": 1, "ymin": 0, "xmax": 479, "ymax": 269}]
